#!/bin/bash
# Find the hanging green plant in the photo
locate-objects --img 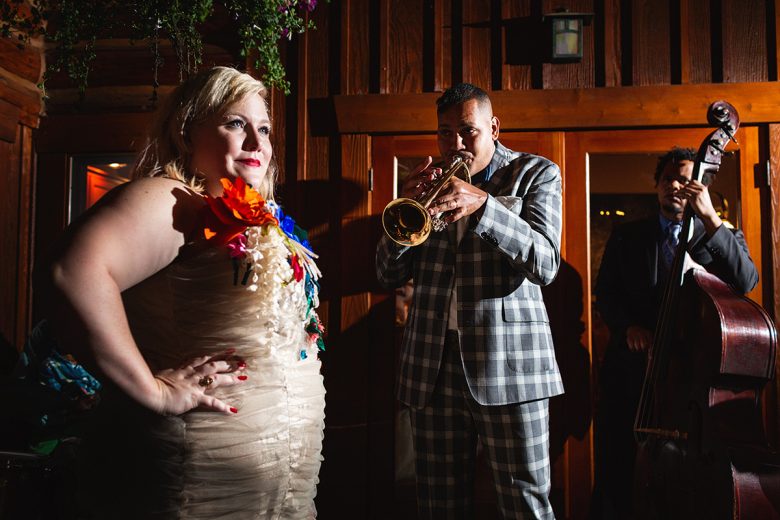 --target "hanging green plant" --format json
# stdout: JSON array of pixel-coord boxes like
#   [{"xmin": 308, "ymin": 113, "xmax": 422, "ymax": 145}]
[{"xmin": 0, "ymin": 0, "xmax": 321, "ymax": 95}]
